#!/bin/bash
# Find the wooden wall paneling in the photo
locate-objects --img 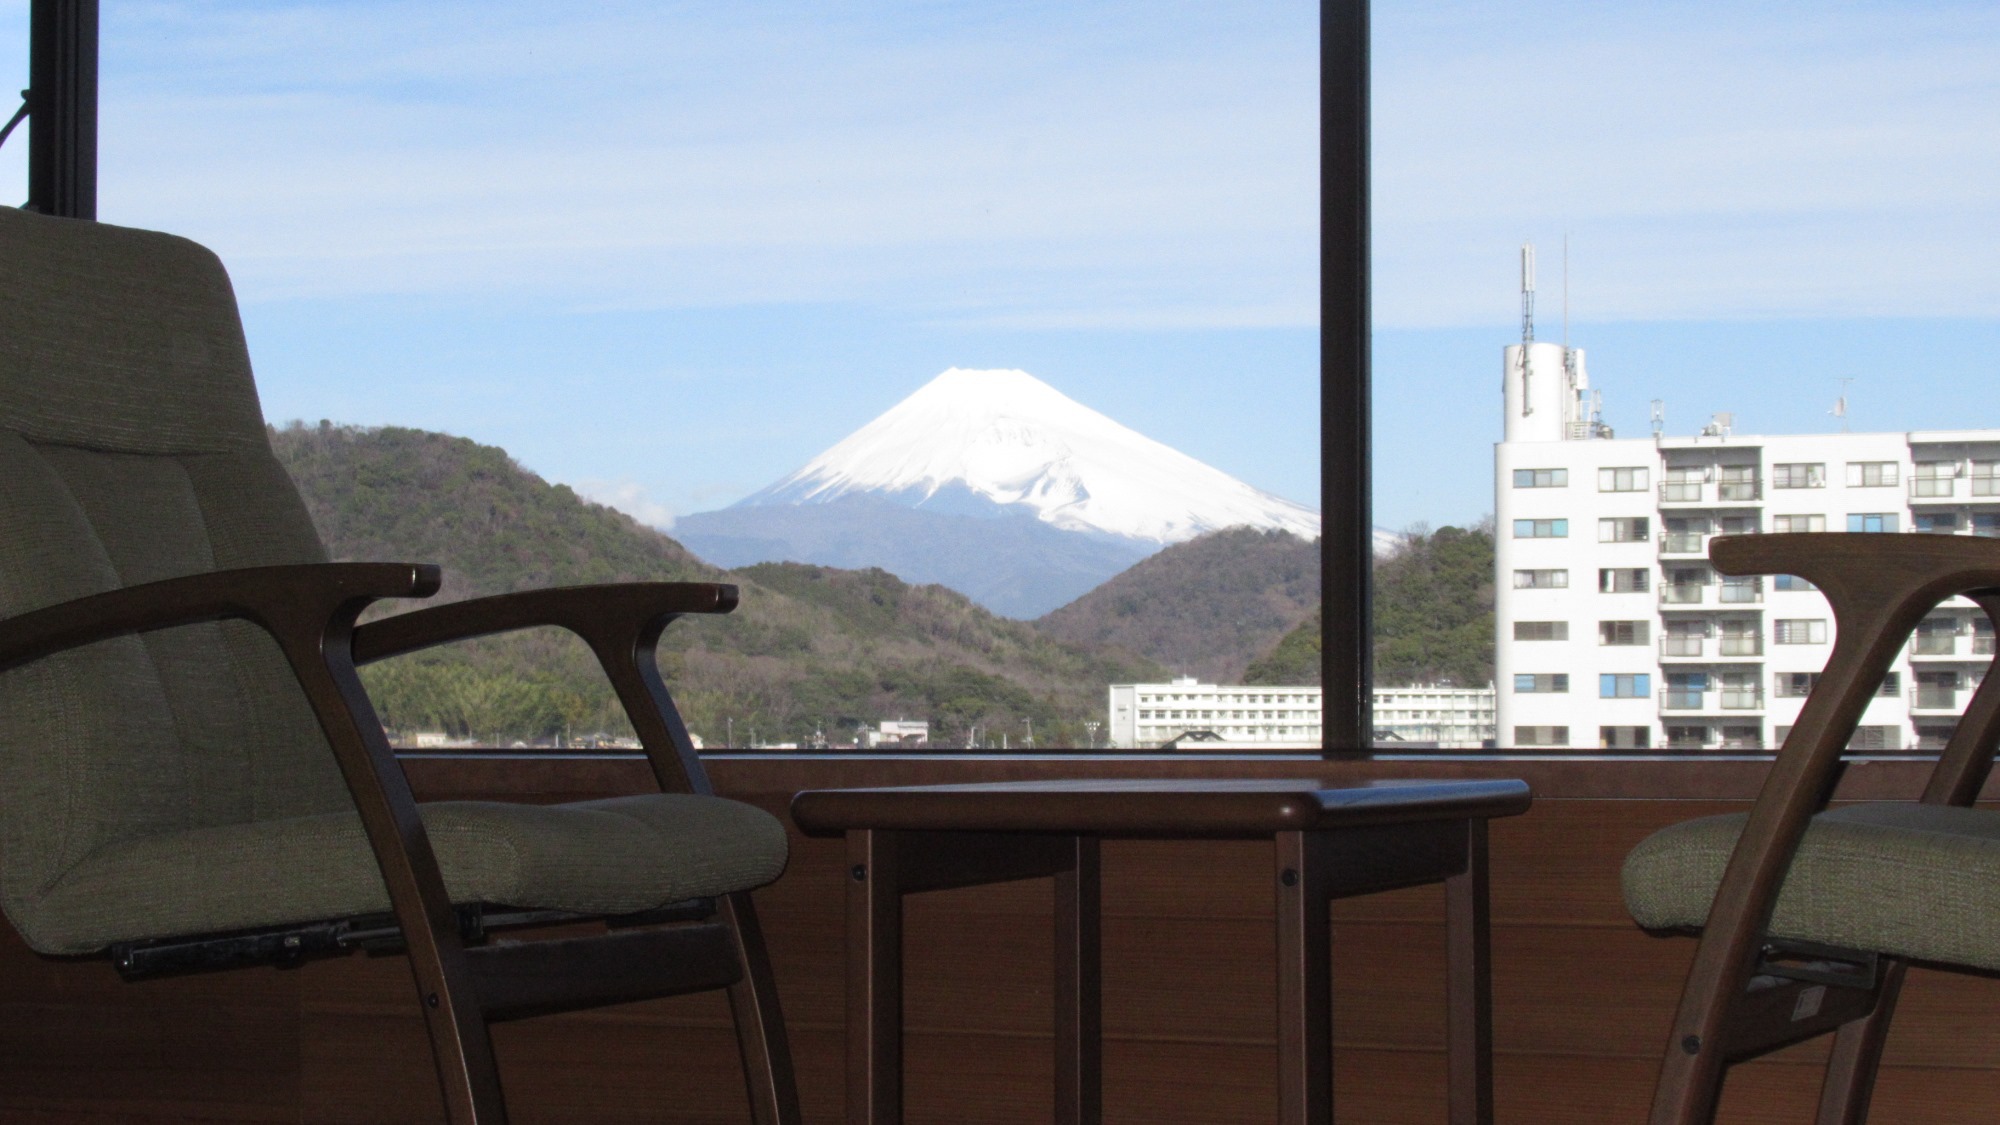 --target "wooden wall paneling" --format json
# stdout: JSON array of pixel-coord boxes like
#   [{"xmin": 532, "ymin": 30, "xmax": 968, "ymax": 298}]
[{"xmin": 12, "ymin": 756, "xmax": 2000, "ymax": 1122}]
